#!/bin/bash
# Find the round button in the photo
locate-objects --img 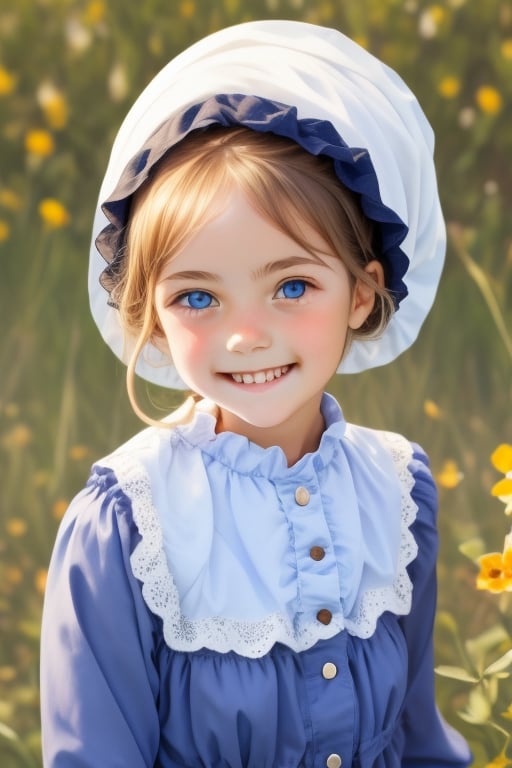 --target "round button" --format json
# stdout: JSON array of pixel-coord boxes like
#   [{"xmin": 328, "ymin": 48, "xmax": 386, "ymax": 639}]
[
  {"xmin": 316, "ymin": 609, "xmax": 332, "ymax": 625},
  {"xmin": 310, "ymin": 545, "xmax": 325, "ymax": 561},
  {"xmin": 294, "ymin": 486, "xmax": 310, "ymax": 506},
  {"xmin": 322, "ymin": 662, "xmax": 338, "ymax": 680},
  {"xmin": 326, "ymin": 754, "xmax": 342, "ymax": 768}
]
